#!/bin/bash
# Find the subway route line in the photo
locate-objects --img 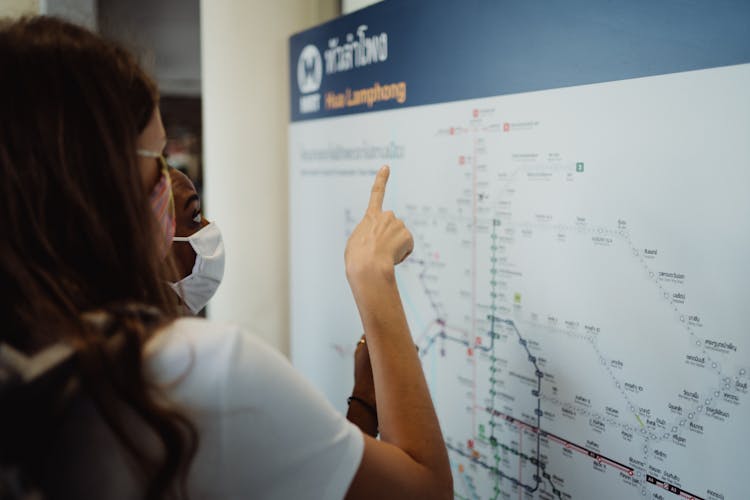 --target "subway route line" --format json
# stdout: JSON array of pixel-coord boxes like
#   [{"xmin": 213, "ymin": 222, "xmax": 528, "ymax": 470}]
[
  {"xmin": 417, "ymin": 219, "xmax": 565, "ymax": 499},
  {"xmin": 426, "ymin": 313, "xmax": 639, "ymax": 500},
  {"xmin": 422, "ymin": 305, "xmax": 566, "ymax": 498},
  {"xmin": 646, "ymin": 475, "xmax": 705, "ymax": 500},
  {"xmin": 480, "ymin": 406, "xmax": 634, "ymax": 477},
  {"xmin": 414, "ymin": 219, "xmax": 652, "ymax": 499},
  {"xmin": 411, "ymin": 110, "xmax": 730, "ymax": 500}
]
